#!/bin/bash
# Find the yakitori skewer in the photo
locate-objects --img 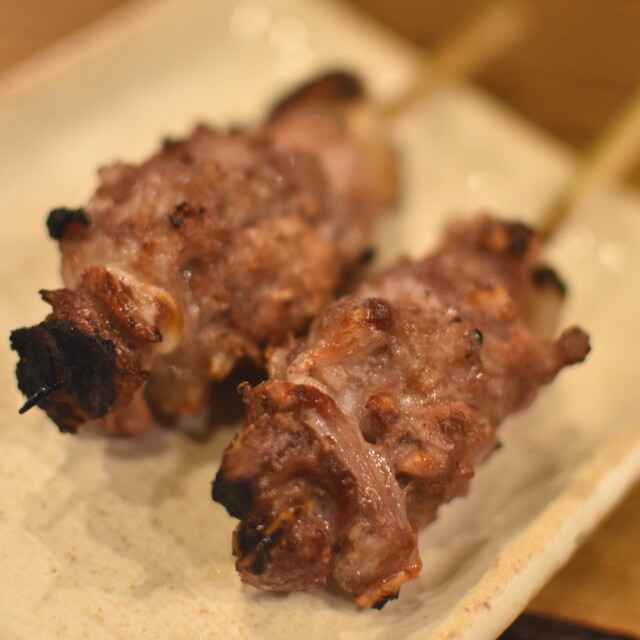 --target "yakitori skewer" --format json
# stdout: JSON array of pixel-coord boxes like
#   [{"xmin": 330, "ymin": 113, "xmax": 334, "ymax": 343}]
[
  {"xmin": 10, "ymin": 2, "xmax": 529, "ymax": 436},
  {"xmin": 212, "ymin": 70, "xmax": 640, "ymax": 610}
]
